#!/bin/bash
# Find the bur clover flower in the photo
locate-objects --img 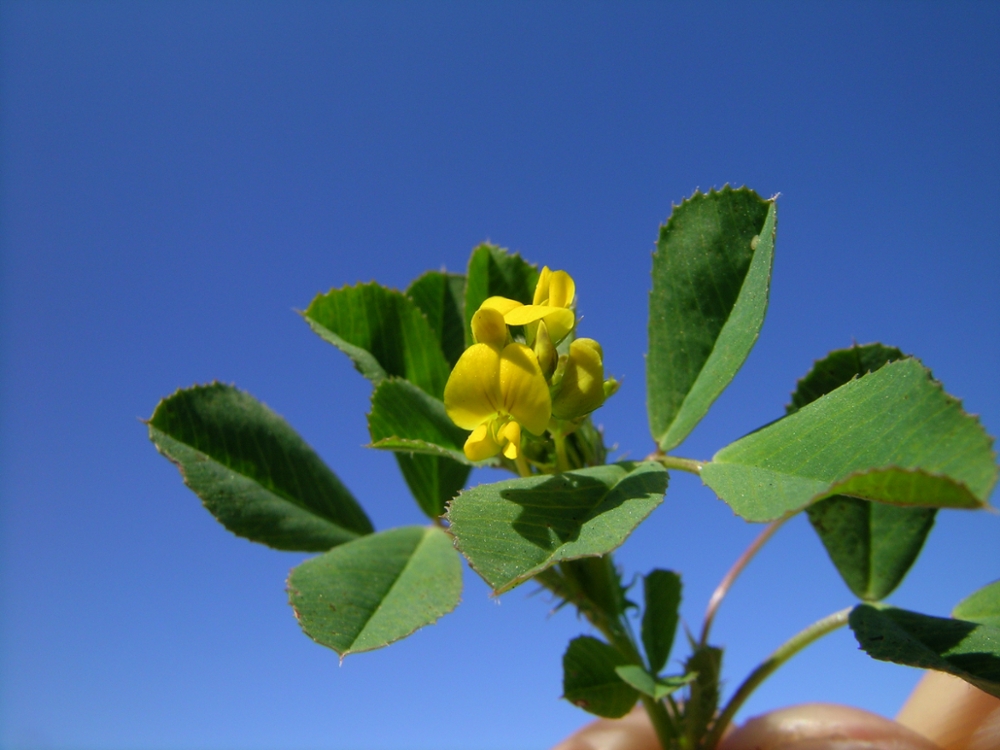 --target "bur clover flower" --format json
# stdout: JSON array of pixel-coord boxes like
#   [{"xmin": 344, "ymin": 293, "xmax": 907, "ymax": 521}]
[
  {"xmin": 481, "ymin": 266, "xmax": 577, "ymax": 345},
  {"xmin": 443, "ymin": 307, "xmax": 551, "ymax": 462},
  {"xmin": 550, "ymin": 338, "xmax": 609, "ymax": 420}
]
